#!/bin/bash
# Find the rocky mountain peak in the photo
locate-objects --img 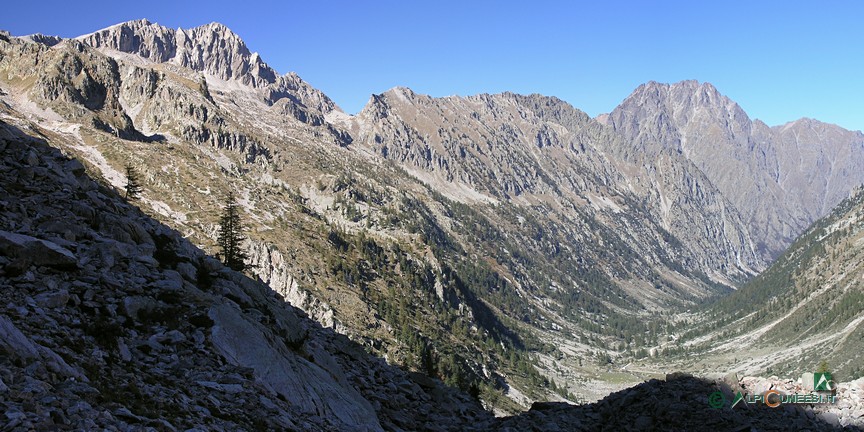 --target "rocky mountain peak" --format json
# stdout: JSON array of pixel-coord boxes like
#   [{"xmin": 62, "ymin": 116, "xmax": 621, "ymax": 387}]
[
  {"xmin": 18, "ymin": 33, "xmax": 64, "ymax": 47},
  {"xmin": 357, "ymin": 87, "xmax": 417, "ymax": 120},
  {"xmin": 779, "ymin": 116, "xmax": 864, "ymax": 137},
  {"xmin": 195, "ymin": 21, "xmax": 234, "ymax": 33},
  {"xmin": 79, "ymin": 19, "xmax": 178, "ymax": 63},
  {"xmin": 182, "ymin": 22, "xmax": 250, "ymax": 56},
  {"xmin": 75, "ymin": 19, "xmax": 338, "ymax": 113},
  {"xmin": 79, "ymin": 19, "xmax": 260, "ymax": 84},
  {"xmin": 605, "ymin": 79, "xmax": 864, "ymax": 260},
  {"xmin": 381, "ymin": 86, "xmax": 421, "ymax": 104},
  {"xmin": 126, "ymin": 18, "xmax": 154, "ymax": 27},
  {"xmin": 607, "ymin": 79, "xmax": 752, "ymax": 158},
  {"xmin": 175, "ymin": 22, "xmax": 267, "ymax": 84},
  {"xmin": 618, "ymin": 80, "xmax": 741, "ymax": 122}
]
